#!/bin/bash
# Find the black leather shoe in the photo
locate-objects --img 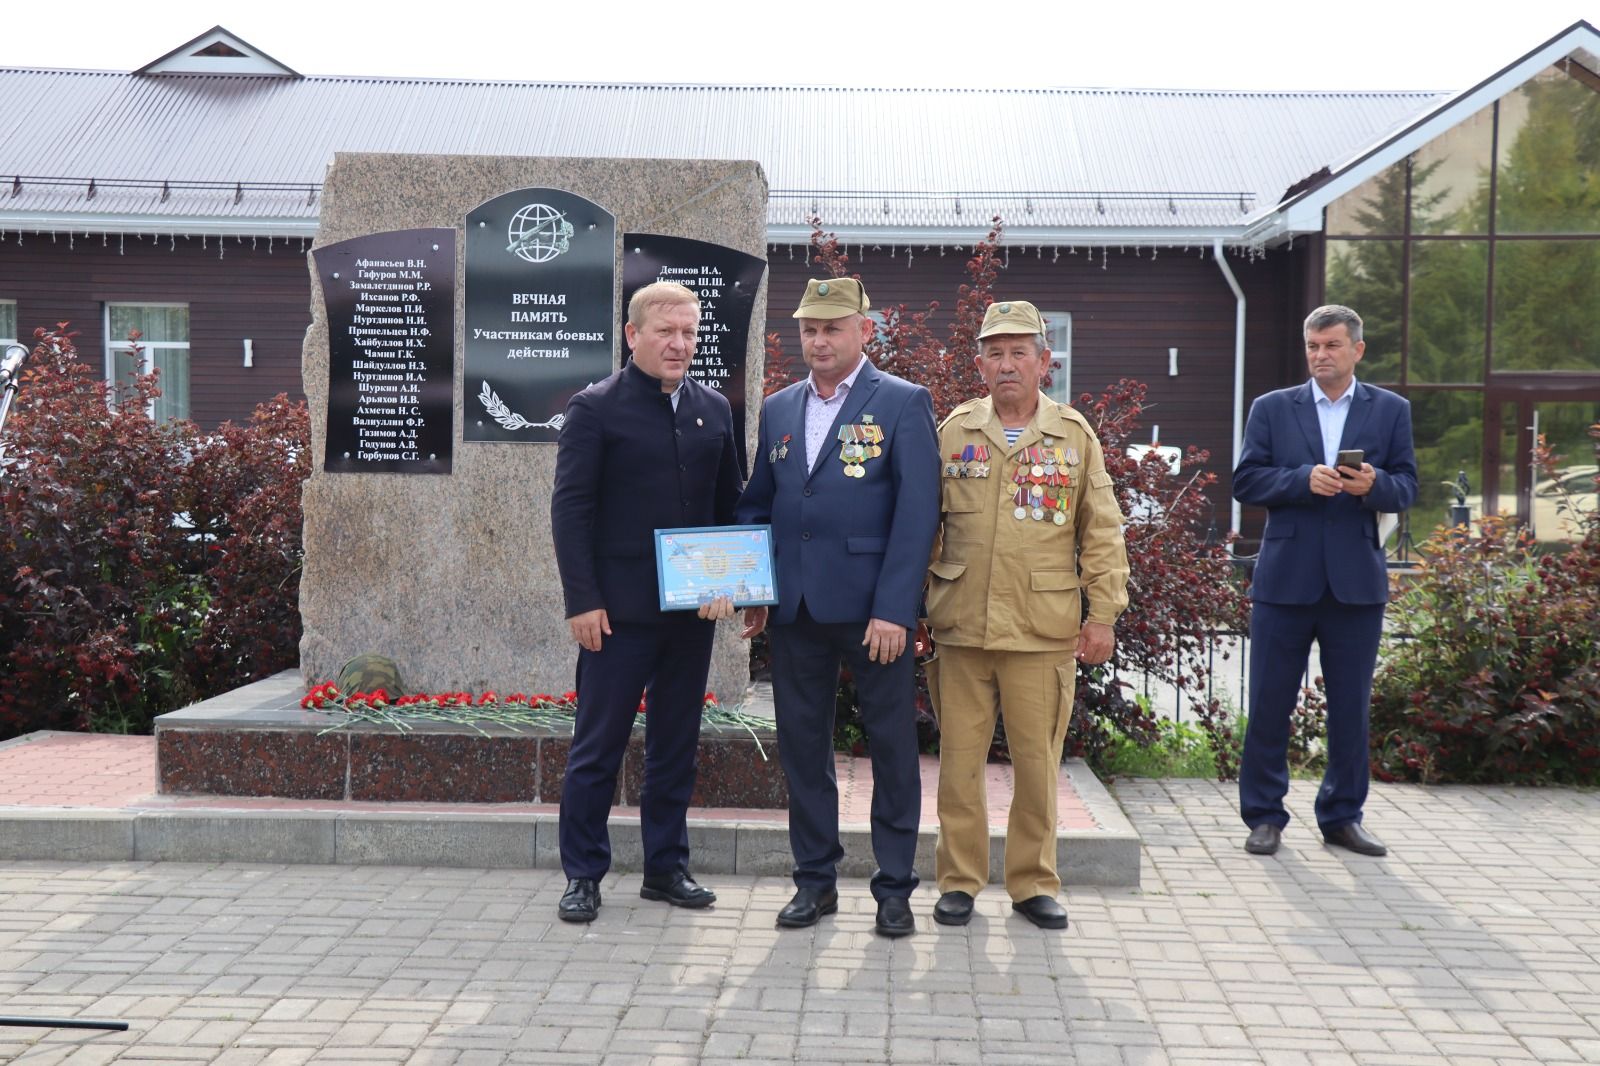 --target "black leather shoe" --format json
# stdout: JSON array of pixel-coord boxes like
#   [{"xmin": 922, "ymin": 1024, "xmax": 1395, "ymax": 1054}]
[
  {"xmin": 558, "ymin": 878, "xmax": 601, "ymax": 923},
  {"xmin": 776, "ymin": 886, "xmax": 838, "ymax": 929},
  {"xmin": 1012, "ymin": 895, "xmax": 1068, "ymax": 929},
  {"xmin": 1245, "ymin": 824, "xmax": 1282, "ymax": 855},
  {"xmin": 640, "ymin": 871, "xmax": 716, "ymax": 908},
  {"xmin": 933, "ymin": 891, "xmax": 975, "ymax": 926},
  {"xmin": 1323, "ymin": 822, "xmax": 1387, "ymax": 856},
  {"xmin": 875, "ymin": 896, "xmax": 915, "ymax": 938}
]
